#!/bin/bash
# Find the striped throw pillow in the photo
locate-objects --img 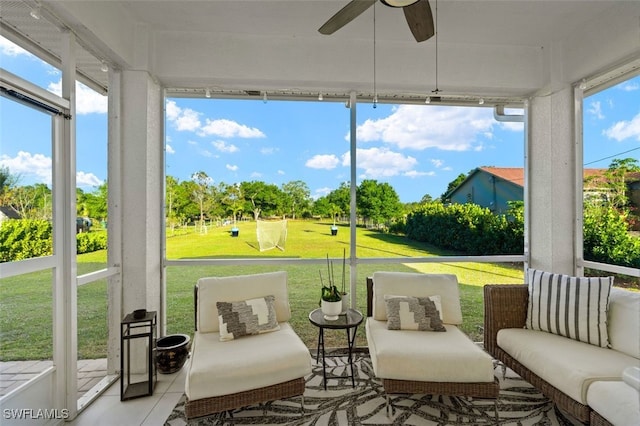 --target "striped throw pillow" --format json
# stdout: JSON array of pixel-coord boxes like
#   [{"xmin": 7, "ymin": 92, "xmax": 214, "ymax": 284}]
[{"xmin": 525, "ymin": 269, "xmax": 613, "ymax": 348}]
